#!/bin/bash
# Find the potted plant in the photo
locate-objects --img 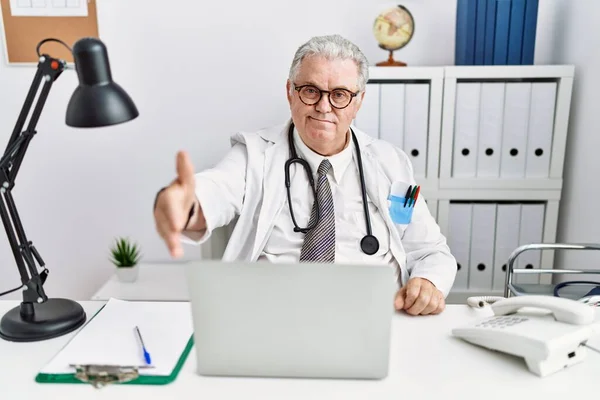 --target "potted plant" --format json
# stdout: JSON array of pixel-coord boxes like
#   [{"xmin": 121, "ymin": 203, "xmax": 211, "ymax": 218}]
[{"xmin": 110, "ymin": 237, "xmax": 142, "ymax": 283}]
